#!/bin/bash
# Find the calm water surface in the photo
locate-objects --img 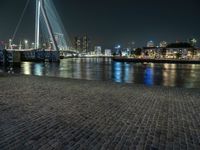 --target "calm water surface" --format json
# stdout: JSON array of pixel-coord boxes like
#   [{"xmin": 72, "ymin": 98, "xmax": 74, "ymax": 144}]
[{"xmin": 1, "ymin": 58, "xmax": 200, "ymax": 88}]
